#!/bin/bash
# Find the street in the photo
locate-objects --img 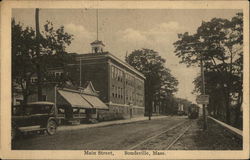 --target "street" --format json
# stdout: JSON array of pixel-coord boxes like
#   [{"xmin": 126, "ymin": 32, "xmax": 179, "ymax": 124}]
[
  {"xmin": 12, "ymin": 116, "xmax": 187, "ymax": 150},
  {"xmin": 12, "ymin": 116, "xmax": 242, "ymax": 150}
]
